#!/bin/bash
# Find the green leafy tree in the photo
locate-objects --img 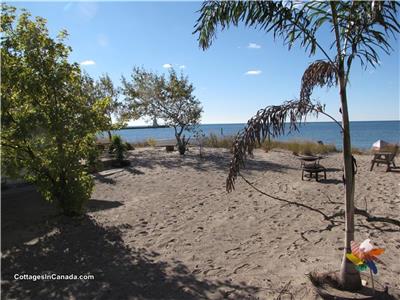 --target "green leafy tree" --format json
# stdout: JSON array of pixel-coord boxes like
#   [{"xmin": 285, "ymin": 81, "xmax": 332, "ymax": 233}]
[
  {"xmin": 95, "ymin": 74, "xmax": 125, "ymax": 141},
  {"xmin": 121, "ymin": 67, "xmax": 163, "ymax": 126},
  {"xmin": 194, "ymin": 1, "xmax": 399, "ymax": 290},
  {"xmin": 1, "ymin": 5, "xmax": 109, "ymax": 216},
  {"xmin": 123, "ymin": 68, "xmax": 203, "ymax": 153}
]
